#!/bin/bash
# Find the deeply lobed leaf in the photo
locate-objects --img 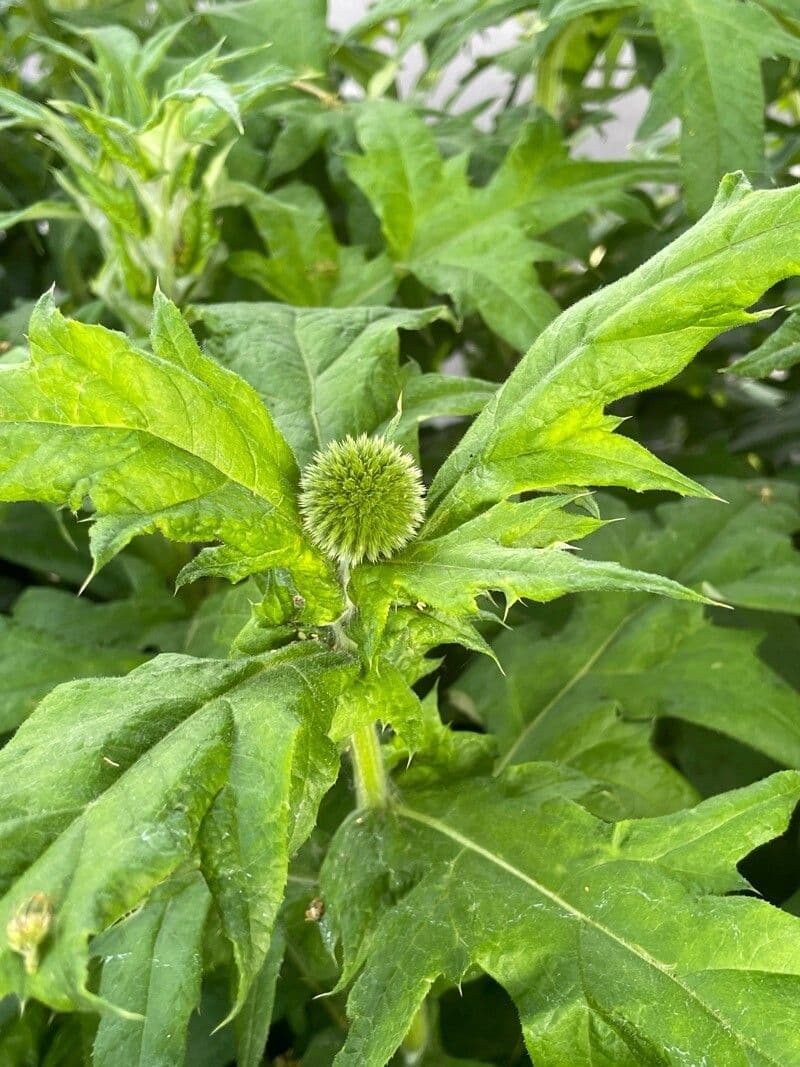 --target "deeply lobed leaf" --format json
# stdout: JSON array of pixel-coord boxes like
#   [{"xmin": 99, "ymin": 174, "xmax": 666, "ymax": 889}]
[
  {"xmin": 455, "ymin": 479, "xmax": 800, "ymax": 812},
  {"xmin": 196, "ymin": 302, "xmax": 462, "ymax": 467},
  {"xmin": 0, "ymin": 290, "xmax": 341, "ymax": 618},
  {"xmin": 346, "ymin": 102, "xmax": 669, "ymax": 350},
  {"xmin": 0, "ymin": 646, "xmax": 354, "ymax": 1018},
  {"xmin": 323, "ymin": 765, "xmax": 800, "ymax": 1066},
  {"xmin": 427, "ymin": 176, "xmax": 800, "ymax": 534},
  {"xmin": 350, "ymin": 494, "xmax": 710, "ymax": 657}
]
